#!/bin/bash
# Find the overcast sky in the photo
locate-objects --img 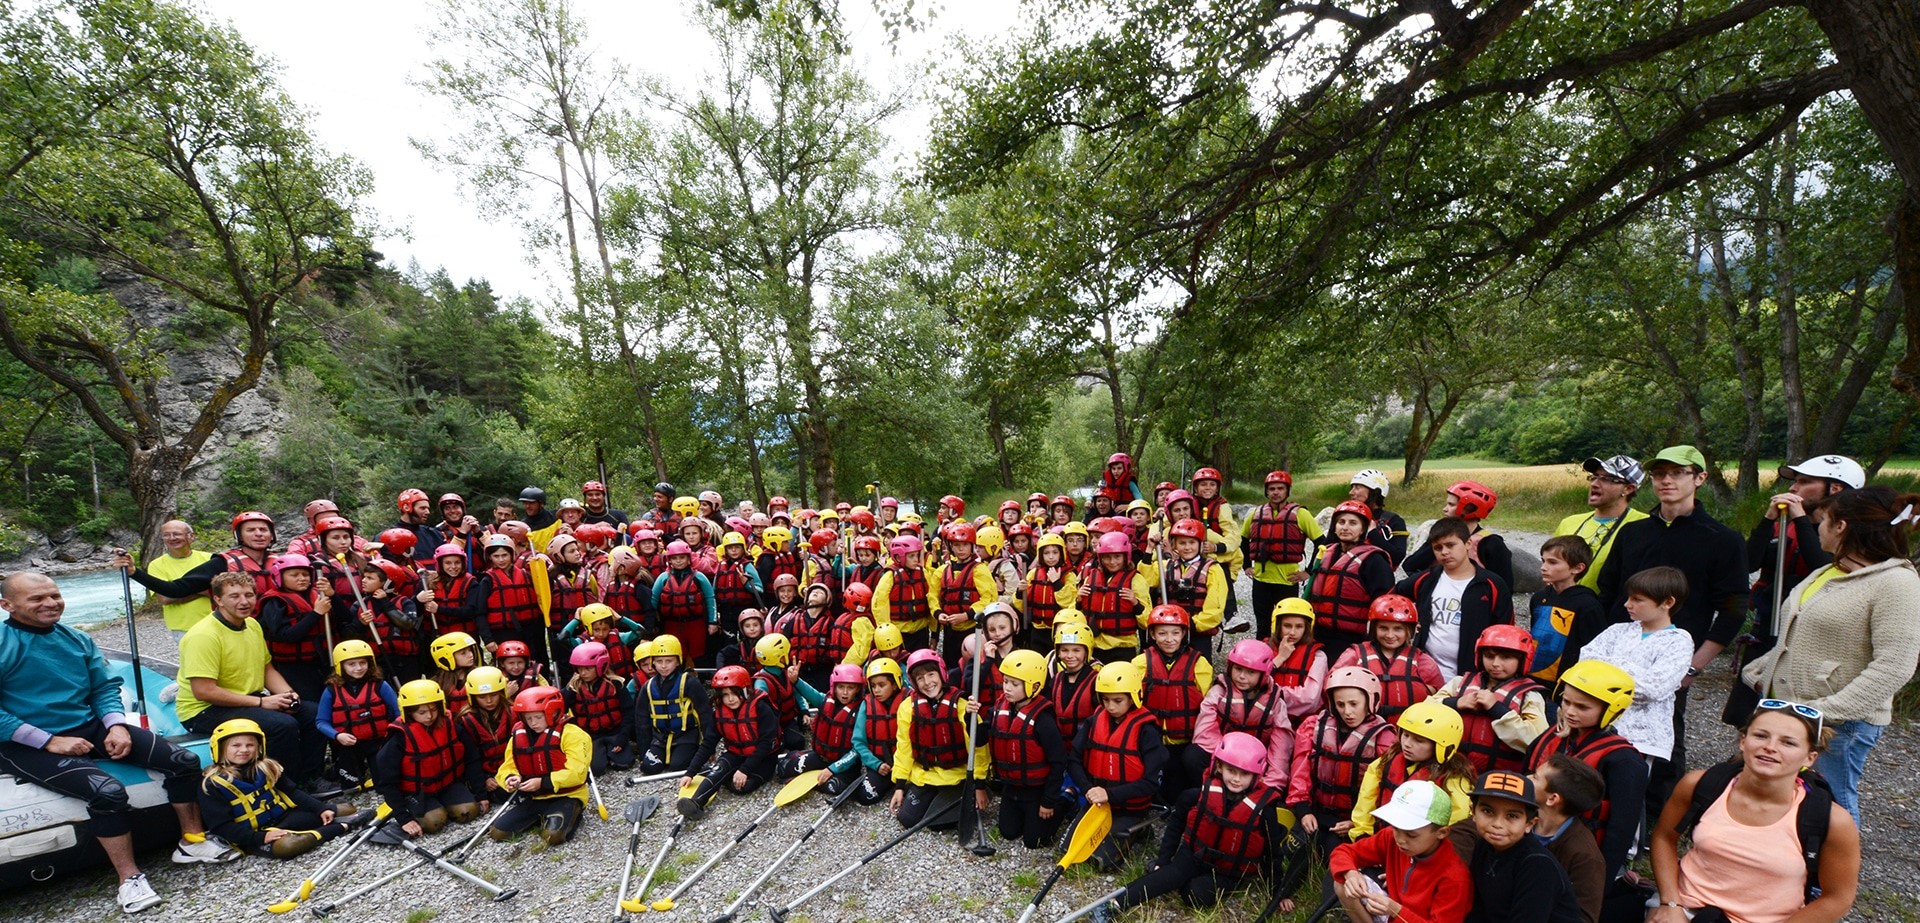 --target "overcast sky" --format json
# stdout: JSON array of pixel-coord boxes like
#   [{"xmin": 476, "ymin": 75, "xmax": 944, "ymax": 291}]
[{"xmin": 197, "ymin": 0, "xmax": 1025, "ymax": 308}]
